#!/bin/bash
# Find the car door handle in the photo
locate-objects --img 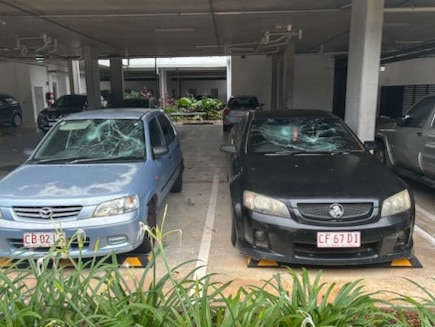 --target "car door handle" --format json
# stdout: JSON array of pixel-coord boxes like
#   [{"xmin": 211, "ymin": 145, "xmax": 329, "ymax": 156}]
[{"xmin": 416, "ymin": 132, "xmax": 422, "ymax": 137}]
